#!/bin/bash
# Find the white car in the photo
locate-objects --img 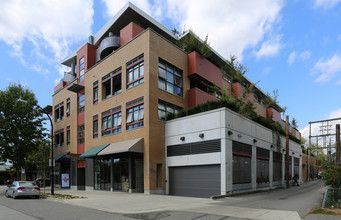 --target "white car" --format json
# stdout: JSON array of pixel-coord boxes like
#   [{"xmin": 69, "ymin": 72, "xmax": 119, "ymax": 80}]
[{"xmin": 5, "ymin": 181, "xmax": 40, "ymax": 199}]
